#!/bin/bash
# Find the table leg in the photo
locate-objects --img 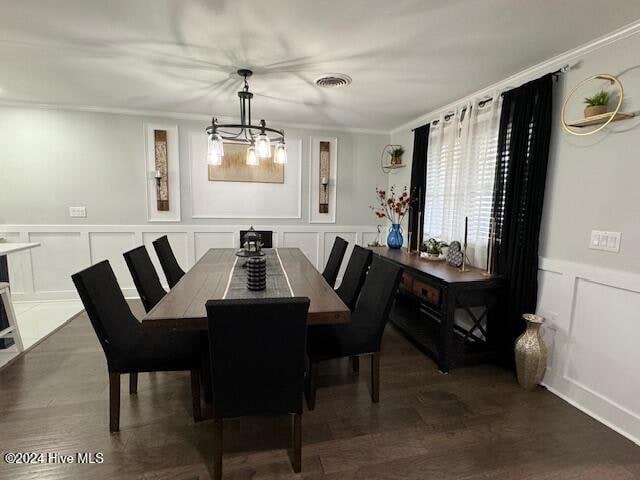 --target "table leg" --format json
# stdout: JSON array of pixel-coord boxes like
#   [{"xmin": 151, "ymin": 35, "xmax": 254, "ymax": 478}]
[
  {"xmin": 438, "ymin": 286, "xmax": 454, "ymax": 373},
  {"xmin": 200, "ymin": 333, "xmax": 213, "ymax": 404}
]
